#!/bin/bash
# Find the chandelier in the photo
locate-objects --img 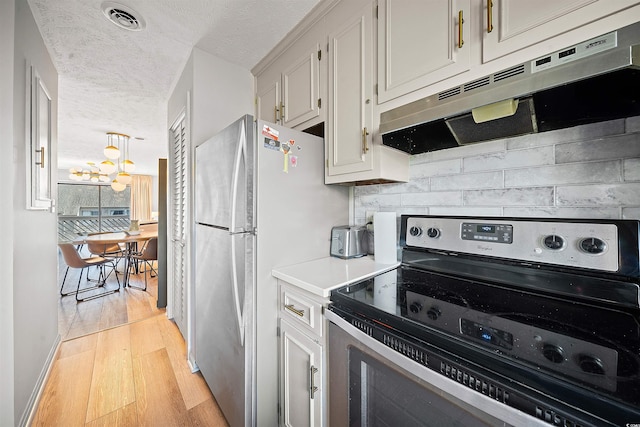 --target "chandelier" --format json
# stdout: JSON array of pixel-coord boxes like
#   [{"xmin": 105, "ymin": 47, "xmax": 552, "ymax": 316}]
[
  {"xmin": 100, "ymin": 132, "xmax": 135, "ymax": 192},
  {"xmin": 68, "ymin": 162, "xmax": 110, "ymax": 182}
]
